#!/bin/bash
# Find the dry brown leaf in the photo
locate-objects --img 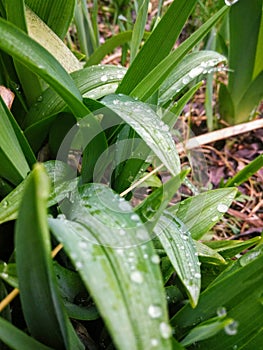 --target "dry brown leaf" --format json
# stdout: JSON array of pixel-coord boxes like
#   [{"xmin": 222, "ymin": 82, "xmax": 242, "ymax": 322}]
[{"xmin": 0, "ymin": 85, "xmax": 15, "ymax": 109}]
